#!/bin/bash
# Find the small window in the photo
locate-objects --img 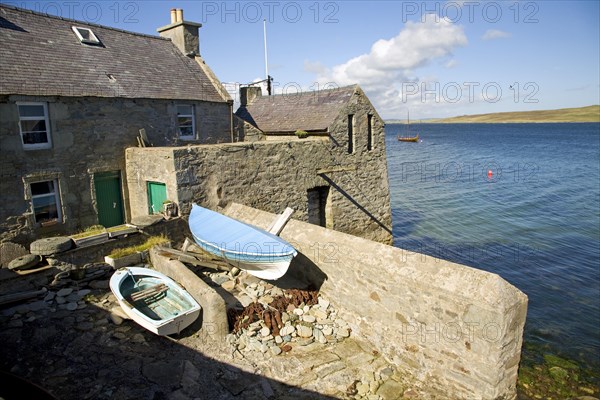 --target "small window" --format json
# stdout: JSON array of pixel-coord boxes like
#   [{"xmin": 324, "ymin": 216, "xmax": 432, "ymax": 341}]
[
  {"xmin": 367, "ymin": 114, "xmax": 373, "ymax": 151},
  {"xmin": 18, "ymin": 102, "xmax": 52, "ymax": 150},
  {"xmin": 347, "ymin": 114, "xmax": 354, "ymax": 154},
  {"xmin": 72, "ymin": 26, "xmax": 101, "ymax": 45},
  {"xmin": 177, "ymin": 105, "xmax": 195, "ymax": 140},
  {"xmin": 31, "ymin": 180, "xmax": 62, "ymax": 224}
]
